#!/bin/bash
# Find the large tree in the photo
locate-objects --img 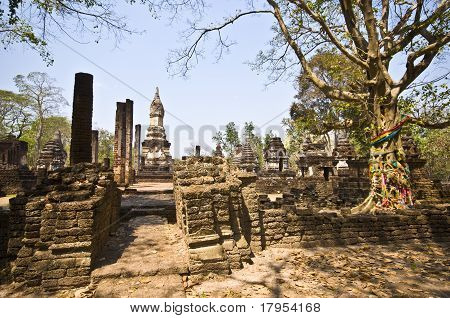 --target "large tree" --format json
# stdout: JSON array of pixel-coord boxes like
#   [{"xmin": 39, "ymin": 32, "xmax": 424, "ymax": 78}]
[
  {"xmin": 156, "ymin": 0, "xmax": 450, "ymax": 212},
  {"xmin": 21, "ymin": 115, "xmax": 71, "ymax": 166},
  {"xmin": 98, "ymin": 128, "xmax": 114, "ymax": 162},
  {"xmin": 14, "ymin": 72, "xmax": 68, "ymax": 166},
  {"xmin": 0, "ymin": 89, "xmax": 33, "ymax": 138}
]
